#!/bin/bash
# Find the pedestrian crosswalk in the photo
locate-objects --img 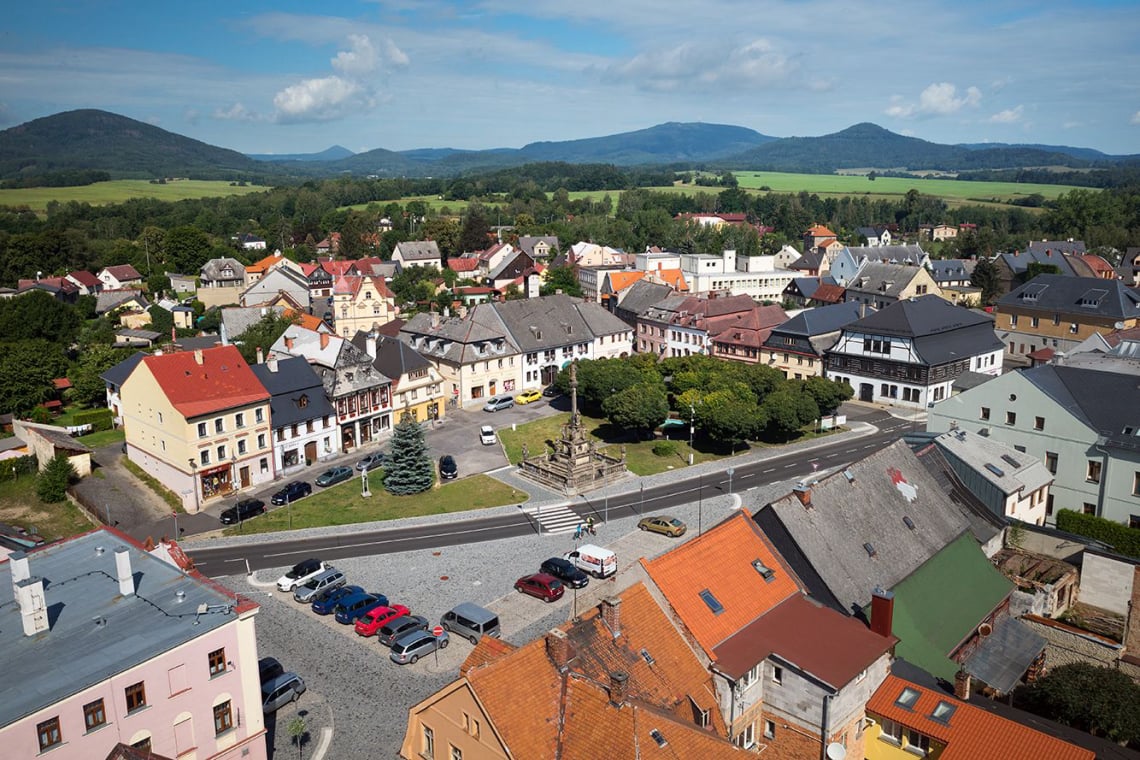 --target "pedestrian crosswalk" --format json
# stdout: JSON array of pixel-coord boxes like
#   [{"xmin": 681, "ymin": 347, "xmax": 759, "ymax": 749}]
[{"xmin": 518, "ymin": 502, "xmax": 583, "ymax": 534}]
